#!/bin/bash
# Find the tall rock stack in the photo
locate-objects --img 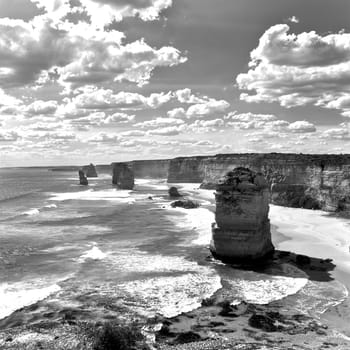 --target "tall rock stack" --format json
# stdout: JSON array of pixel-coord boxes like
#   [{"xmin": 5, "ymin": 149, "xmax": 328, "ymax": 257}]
[
  {"xmin": 210, "ymin": 167, "xmax": 274, "ymax": 263},
  {"xmin": 112, "ymin": 163, "xmax": 135, "ymax": 190}
]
